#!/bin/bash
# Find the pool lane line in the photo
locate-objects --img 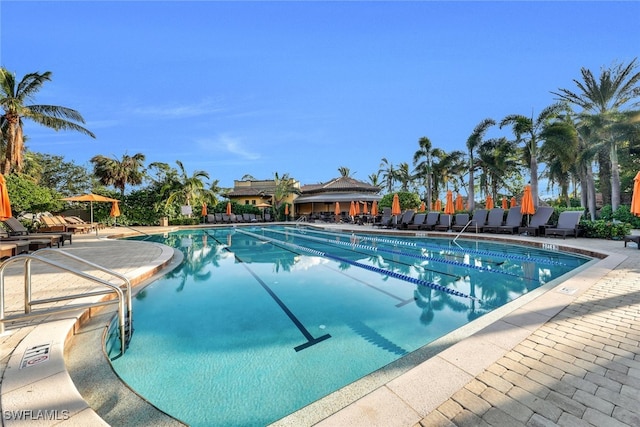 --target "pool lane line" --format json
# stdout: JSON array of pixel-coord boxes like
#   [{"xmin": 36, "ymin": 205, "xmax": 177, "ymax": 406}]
[
  {"xmin": 267, "ymin": 228, "xmax": 520, "ymax": 279},
  {"xmin": 237, "ymin": 229, "xmax": 482, "ymax": 303},
  {"xmin": 289, "ymin": 226, "xmax": 572, "ymax": 267},
  {"xmin": 205, "ymin": 230, "xmax": 331, "ymax": 352}
]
